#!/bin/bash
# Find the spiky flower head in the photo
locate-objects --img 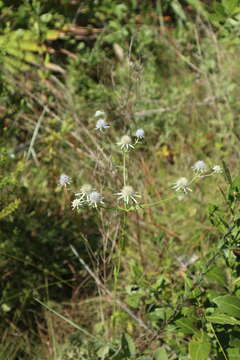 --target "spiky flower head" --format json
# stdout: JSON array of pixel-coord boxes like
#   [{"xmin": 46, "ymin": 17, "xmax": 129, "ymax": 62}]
[
  {"xmin": 88, "ymin": 191, "xmax": 104, "ymax": 207},
  {"xmin": 135, "ymin": 128, "xmax": 144, "ymax": 139},
  {"xmin": 116, "ymin": 185, "xmax": 140, "ymax": 204},
  {"xmin": 94, "ymin": 110, "xmax": 105, "ymax": 118},
  {"xmin": 212, "ymin": 165, "xmax": 222, "ymax": 174},
  {"xmin": 59, "ymin": 174, "xmax": 71, "ymax": 187},
  {"xmin": 117, "ymin": 135, "xmax": 134, "ymax": 151},
  {"xmin": 72, "ymin": 198, "xmax": 84, "ymax": 210},
  {"xmin": 95, "ymin": 119, "xmax": 110, "ymax": 132},
  {"xmin": 172, "ymin": 177, "xmax": 192, "ymax": 194},
  {"xmin": 75, "ymin": 184, "xmax": 93, "ymax": 200},
  {"xmin": 192, "ymin": 160, "xmax": 206, "ymax": 173}
]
